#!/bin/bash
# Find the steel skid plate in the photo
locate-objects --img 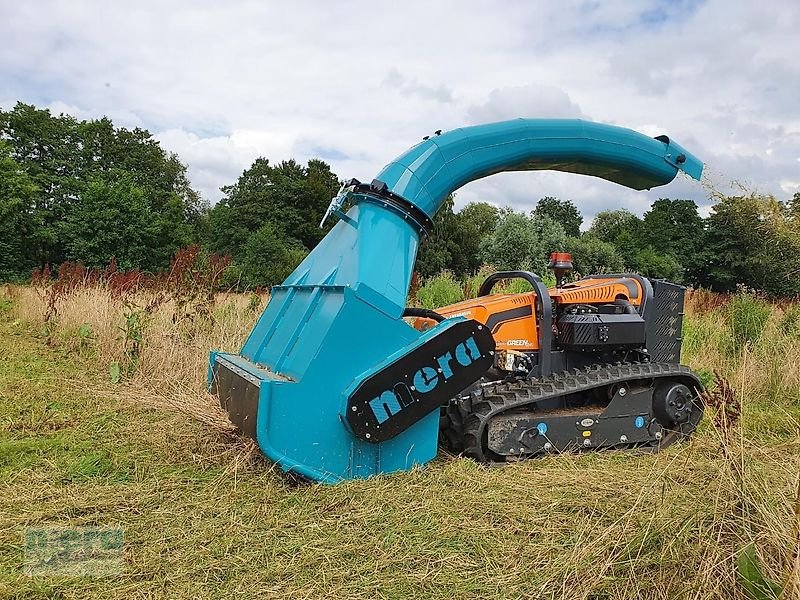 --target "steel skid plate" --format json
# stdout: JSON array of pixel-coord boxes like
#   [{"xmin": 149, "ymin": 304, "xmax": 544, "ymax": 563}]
[{"xmin": 210, "ymin": 355, "xmax": 260, "ymax": 440}]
